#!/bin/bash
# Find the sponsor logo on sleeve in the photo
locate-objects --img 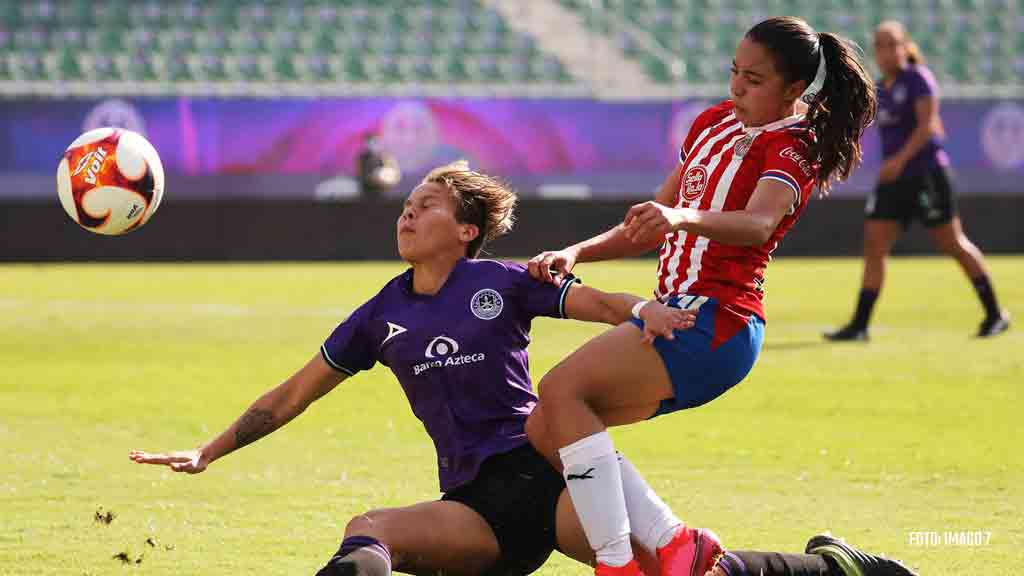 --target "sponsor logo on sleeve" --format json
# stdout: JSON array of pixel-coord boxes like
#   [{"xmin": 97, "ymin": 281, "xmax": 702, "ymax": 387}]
[
  {"xmin": 682, "ymin": 165, "xmax": 709, "ymax": 202},
  {"xmin": 779, "ymin": 146, "xmax": 813, "ymax": 177}
]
